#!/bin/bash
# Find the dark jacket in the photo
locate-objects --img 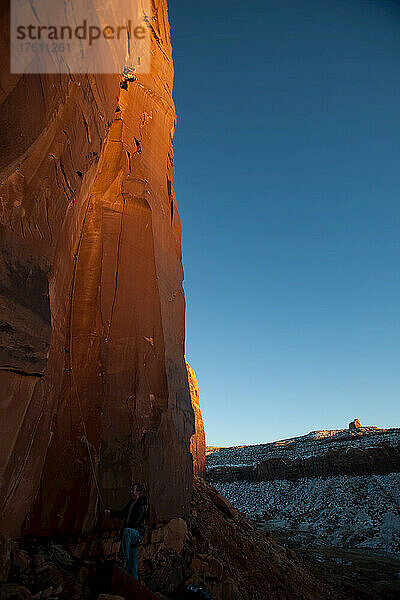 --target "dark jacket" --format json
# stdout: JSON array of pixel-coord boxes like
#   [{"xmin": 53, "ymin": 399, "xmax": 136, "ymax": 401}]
[{"xmin": 110, "ymin": 495, "xmax": 147, "ymax": 537}]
